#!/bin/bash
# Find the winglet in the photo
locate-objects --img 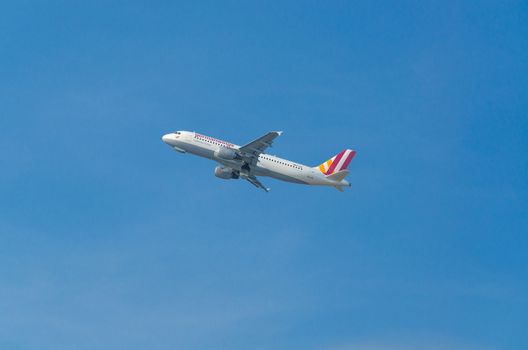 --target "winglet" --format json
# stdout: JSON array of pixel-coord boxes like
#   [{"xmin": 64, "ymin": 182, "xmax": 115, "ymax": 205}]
[
  {"xmin": 240, "ymin": 131, "xmax": 283, "ymax": 155},
  {"xmin": 244, "ymin": 175, "xmax": 270, "ymax": 192}
]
